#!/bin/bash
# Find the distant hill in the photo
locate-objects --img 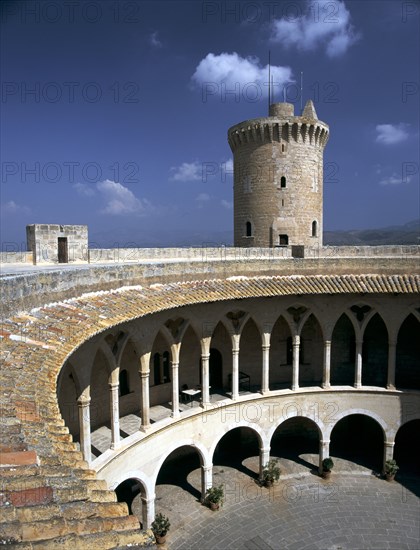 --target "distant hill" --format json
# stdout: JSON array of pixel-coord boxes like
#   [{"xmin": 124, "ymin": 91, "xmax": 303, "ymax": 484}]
[
  {"xmin": 89, "ymin": 220, "xmax": 419, "ymax": 248},
  {"xmin": 324, "ymin": 220, "xmax": 420, "ymax": 246}
]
